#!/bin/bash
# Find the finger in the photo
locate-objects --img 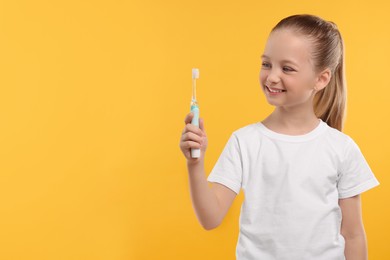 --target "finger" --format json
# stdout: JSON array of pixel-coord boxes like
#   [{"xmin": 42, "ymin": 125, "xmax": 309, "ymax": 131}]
[
  {"xmin": 184, "ymin": 113, "xmax": 203, "ymax": 136},
  {"xmin": 186, "ymin": 123, "xmax": 203, "ymax": 136},
  {"xmin": 184, "ymin": 112, "xmax": 194, "ymax": 125},
  {"xmin": 199, "ymin": 118, "xmax": 205, "ymax": 133},
  {"xmin": 187, "ymin": 131, "xmax": 202, "ymax": 143},
  {"xmin": 186, "ymin": 140, "xmax": 201, "ymax": 149}
]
